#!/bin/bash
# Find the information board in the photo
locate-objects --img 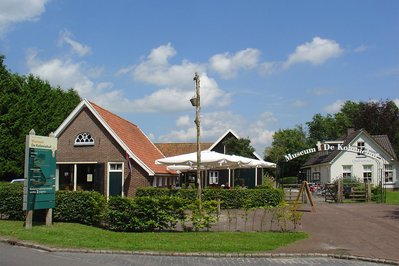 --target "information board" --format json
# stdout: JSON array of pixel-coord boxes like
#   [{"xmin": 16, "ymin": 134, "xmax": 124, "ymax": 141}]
[{"xmin": 23, "ymin": 134, "xmax": 57, "ymax": 211}]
